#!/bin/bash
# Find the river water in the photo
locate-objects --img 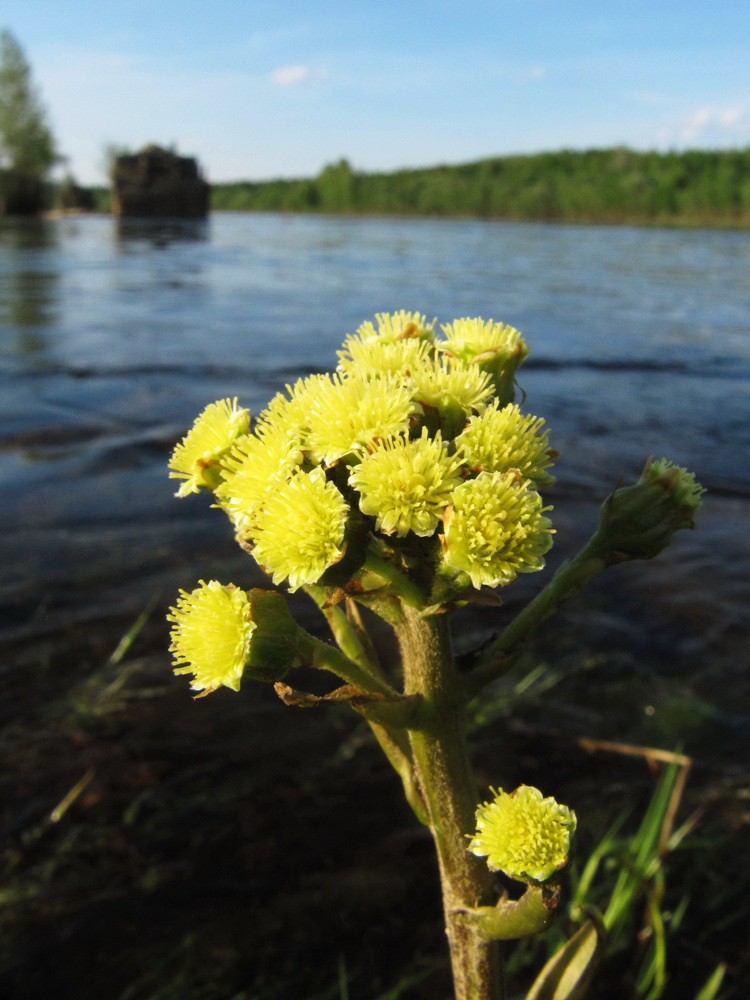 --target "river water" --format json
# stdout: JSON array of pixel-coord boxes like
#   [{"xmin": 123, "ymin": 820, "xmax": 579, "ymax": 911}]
[{"xmin": 2, "ymin": 211, "xmax": 749, "ymax": 747}]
